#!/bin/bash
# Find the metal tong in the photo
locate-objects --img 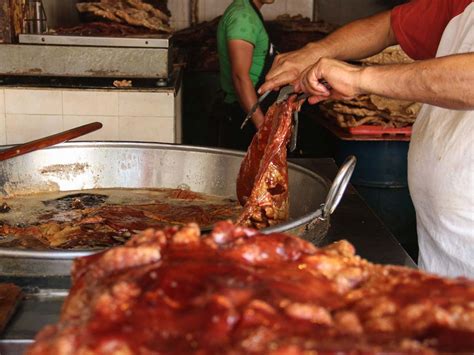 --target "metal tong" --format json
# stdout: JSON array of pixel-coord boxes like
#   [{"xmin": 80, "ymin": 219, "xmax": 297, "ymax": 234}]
[
  {"xmin": 241, "ymin": 79, "xmax": 332, "ymax": 131},
  {"xmin": 240, "ymin": 85, "xmax": 311, "ymax": 152},
  {"xmin": 241, "ymin": 85, "xmax": 303, "ymax": 130}
]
